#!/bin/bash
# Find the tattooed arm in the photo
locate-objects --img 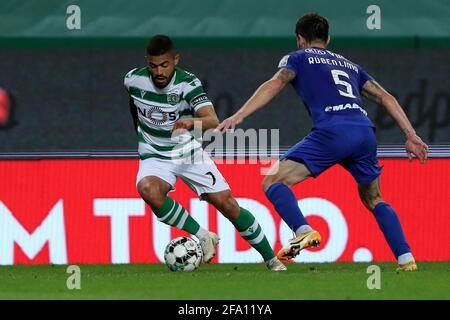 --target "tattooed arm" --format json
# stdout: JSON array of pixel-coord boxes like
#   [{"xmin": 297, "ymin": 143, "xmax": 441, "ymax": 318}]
[
  {"xmin": 362, "ymin": 80, "xmax": 429, "ymax": 163},
  {"xmin": 216, "ymin": 68, "xmax": 296, "ymax": 132},
  {"xmin": 362, "ymin": 80, "xmax": 415, "ymax": 136}
]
